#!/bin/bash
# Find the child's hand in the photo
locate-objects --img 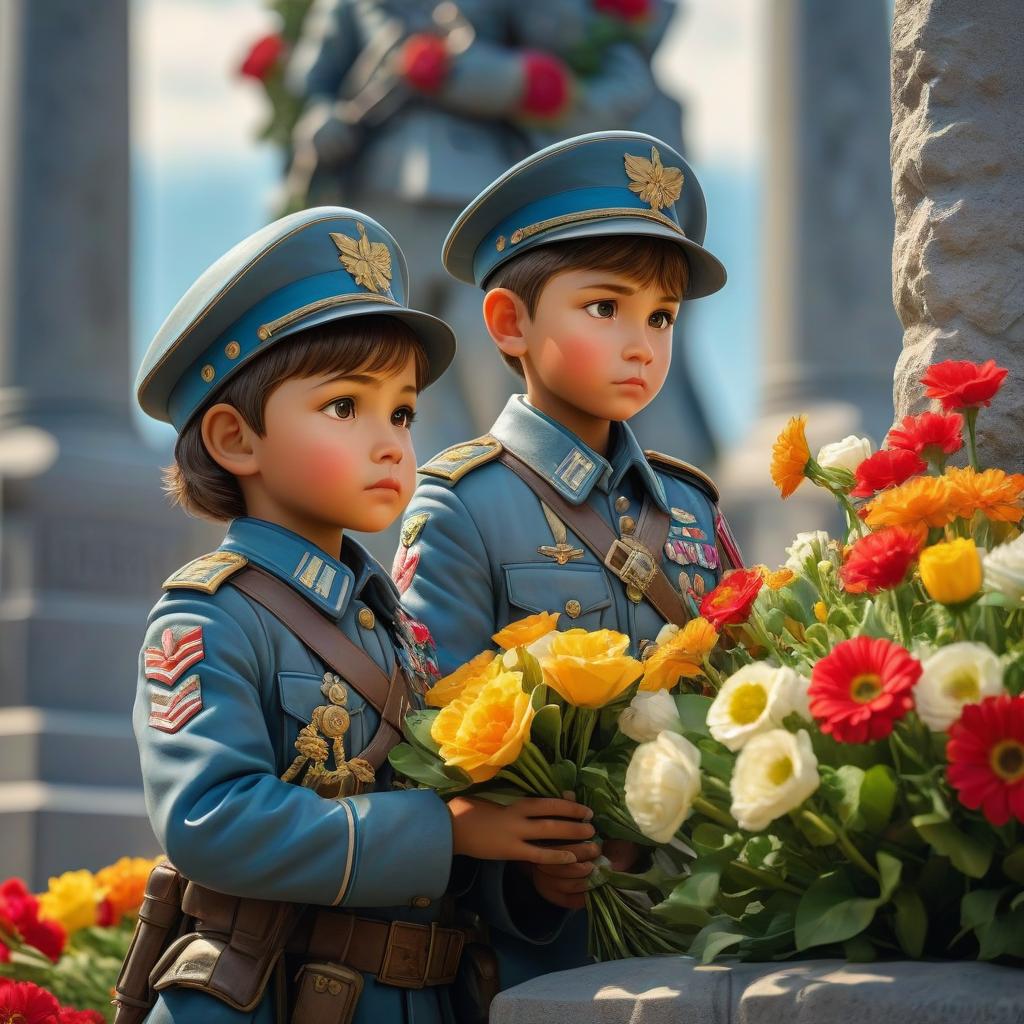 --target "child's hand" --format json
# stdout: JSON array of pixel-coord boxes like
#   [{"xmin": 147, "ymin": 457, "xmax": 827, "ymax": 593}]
[
  {"xmin": 448, "ymin": 796, "xmax": 594, "ymax": 864},
  {"xmin": 529, "ymin": 839, "xmax": 602, "ymax": 910}
]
